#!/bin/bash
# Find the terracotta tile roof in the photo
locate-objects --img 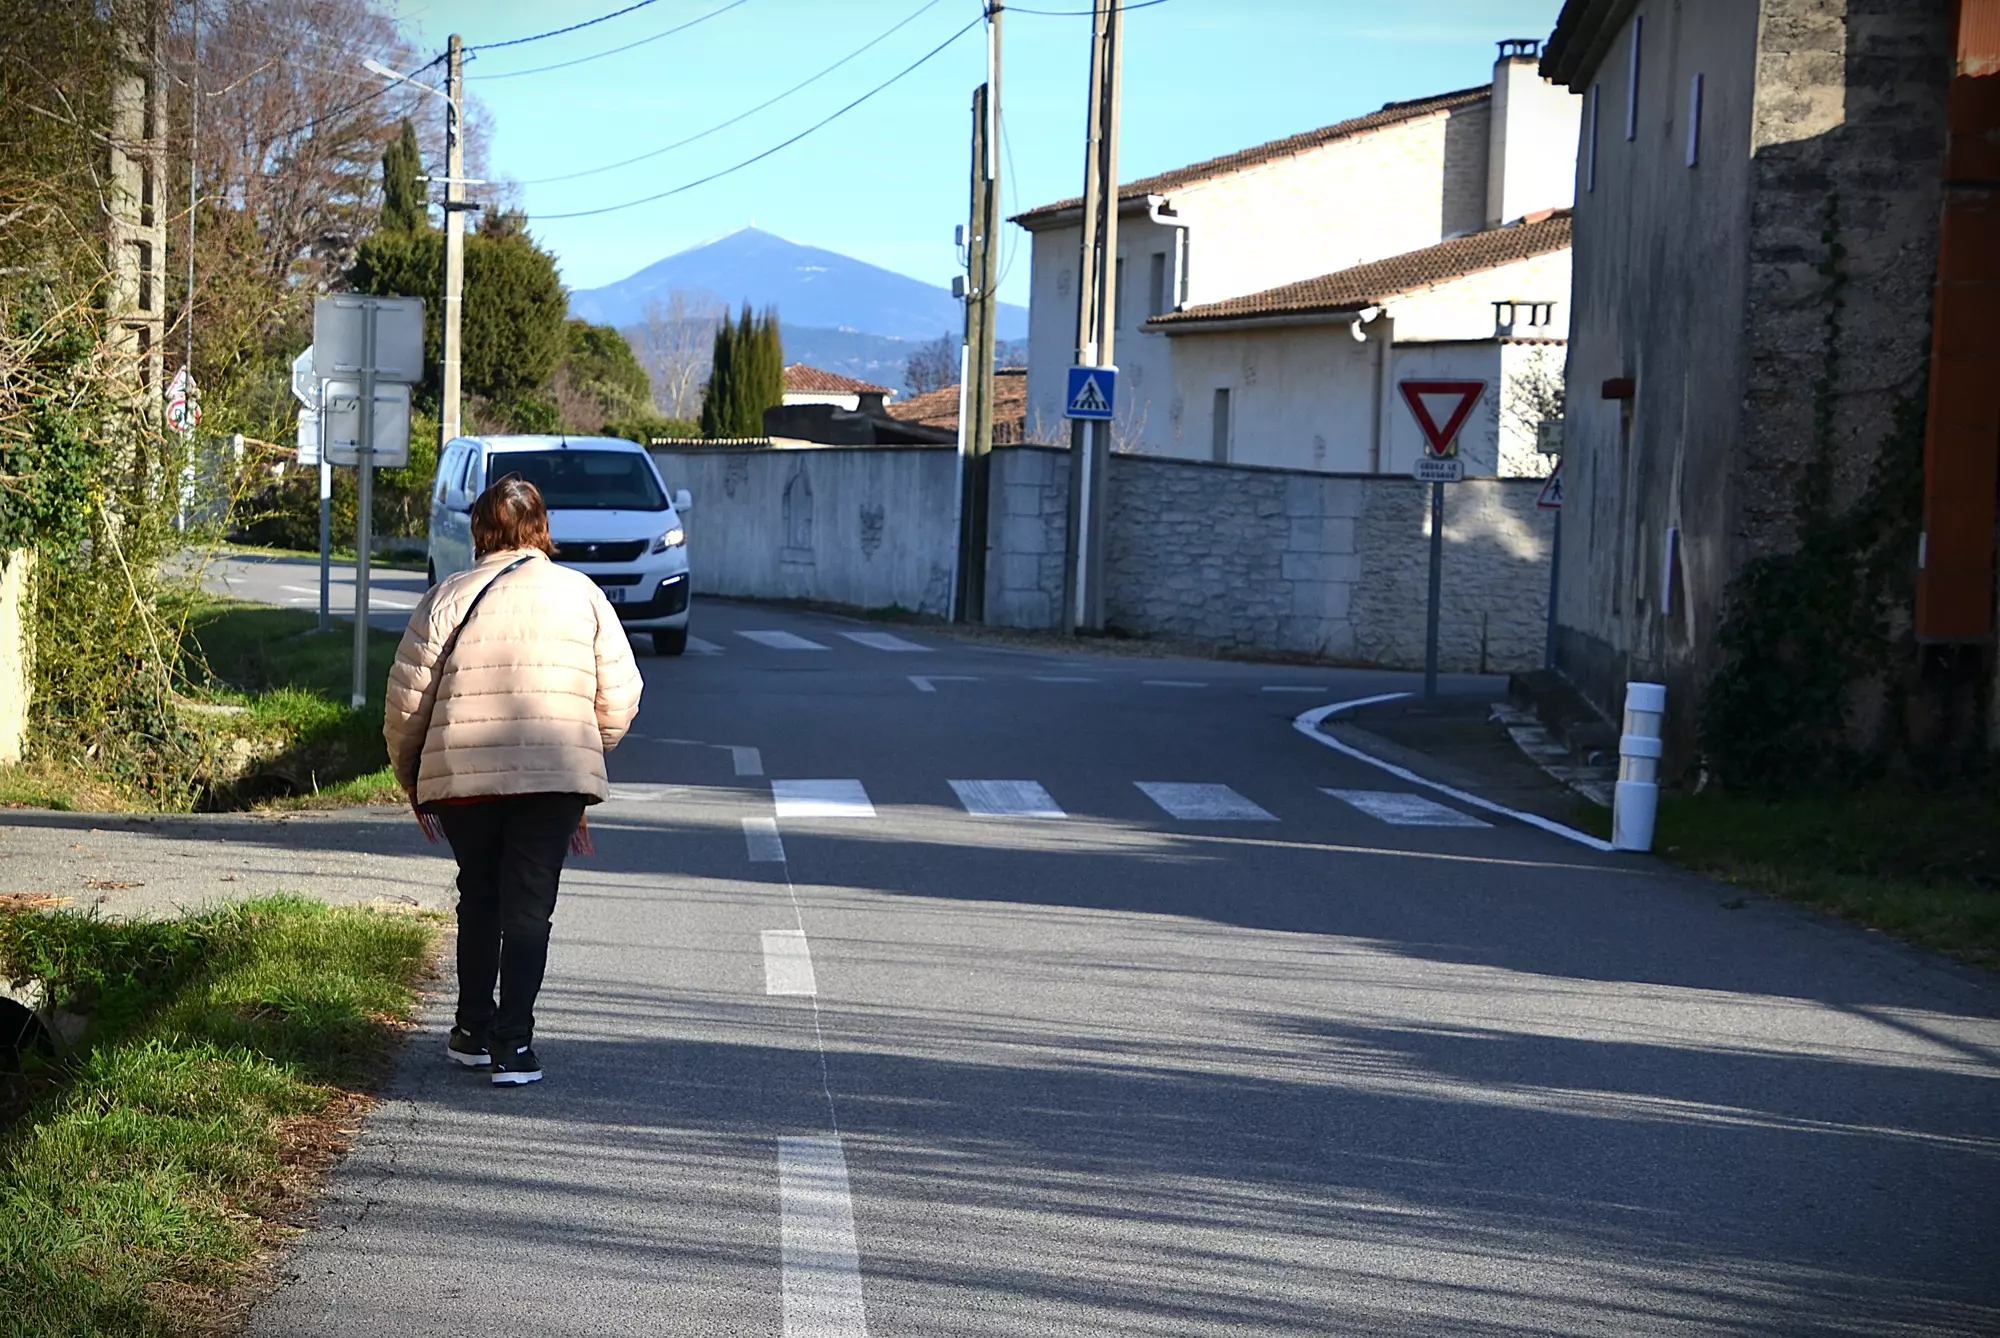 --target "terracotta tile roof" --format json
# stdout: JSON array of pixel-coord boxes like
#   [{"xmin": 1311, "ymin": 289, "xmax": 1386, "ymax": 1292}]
[
  {"xmin": 783, "ymin": 363, "xmax": 894, "ymax": 396},
  {"xmin": 1148, "ymin": 212, "xmax": 1573, "ymax": 330},
  {"xmin": 1011, "ymin": 85, "xmax": 1491, "ymax": 229},
  {"xmin": 885, "ymin": 368, "xmax": 1027, "ymax": 441}
]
